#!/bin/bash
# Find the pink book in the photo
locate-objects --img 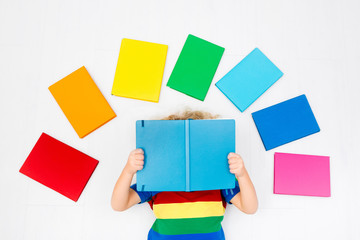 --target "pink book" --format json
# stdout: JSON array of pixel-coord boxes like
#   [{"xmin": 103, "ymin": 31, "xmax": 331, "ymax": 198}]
[{"xmin": 274, "ymin": 152, "xmax": 331, "ymax": 197}]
